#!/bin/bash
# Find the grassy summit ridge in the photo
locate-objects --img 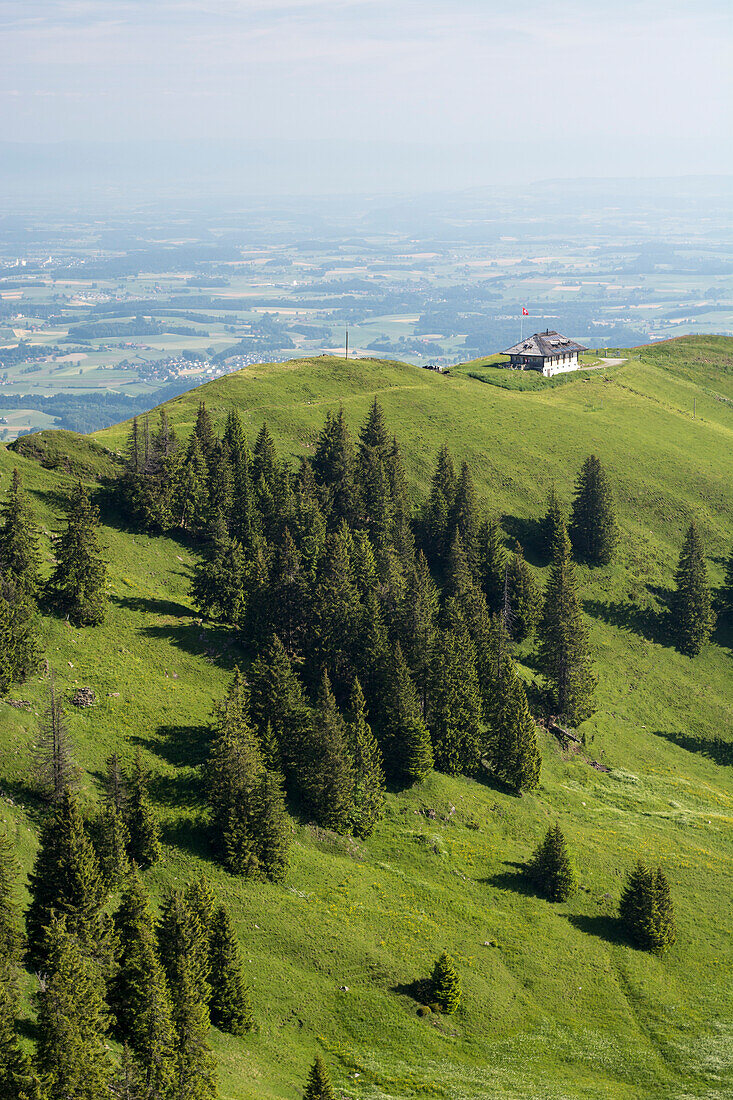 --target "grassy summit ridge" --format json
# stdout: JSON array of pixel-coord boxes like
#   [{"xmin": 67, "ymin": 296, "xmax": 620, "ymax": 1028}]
[{"xmin": 1, "ymin": 335, "xmax": 732, "ymax": 1099}]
